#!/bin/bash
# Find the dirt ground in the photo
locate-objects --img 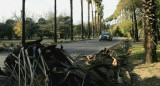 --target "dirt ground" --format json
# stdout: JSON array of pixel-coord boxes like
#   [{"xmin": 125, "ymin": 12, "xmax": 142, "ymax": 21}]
[
  {"xmin": 128, "ymin": 61, "xmax": 160, "ymax": 86},
  {"xmin": 127, "ymin": 42, "xmax": 160, "ymax": 86}
]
